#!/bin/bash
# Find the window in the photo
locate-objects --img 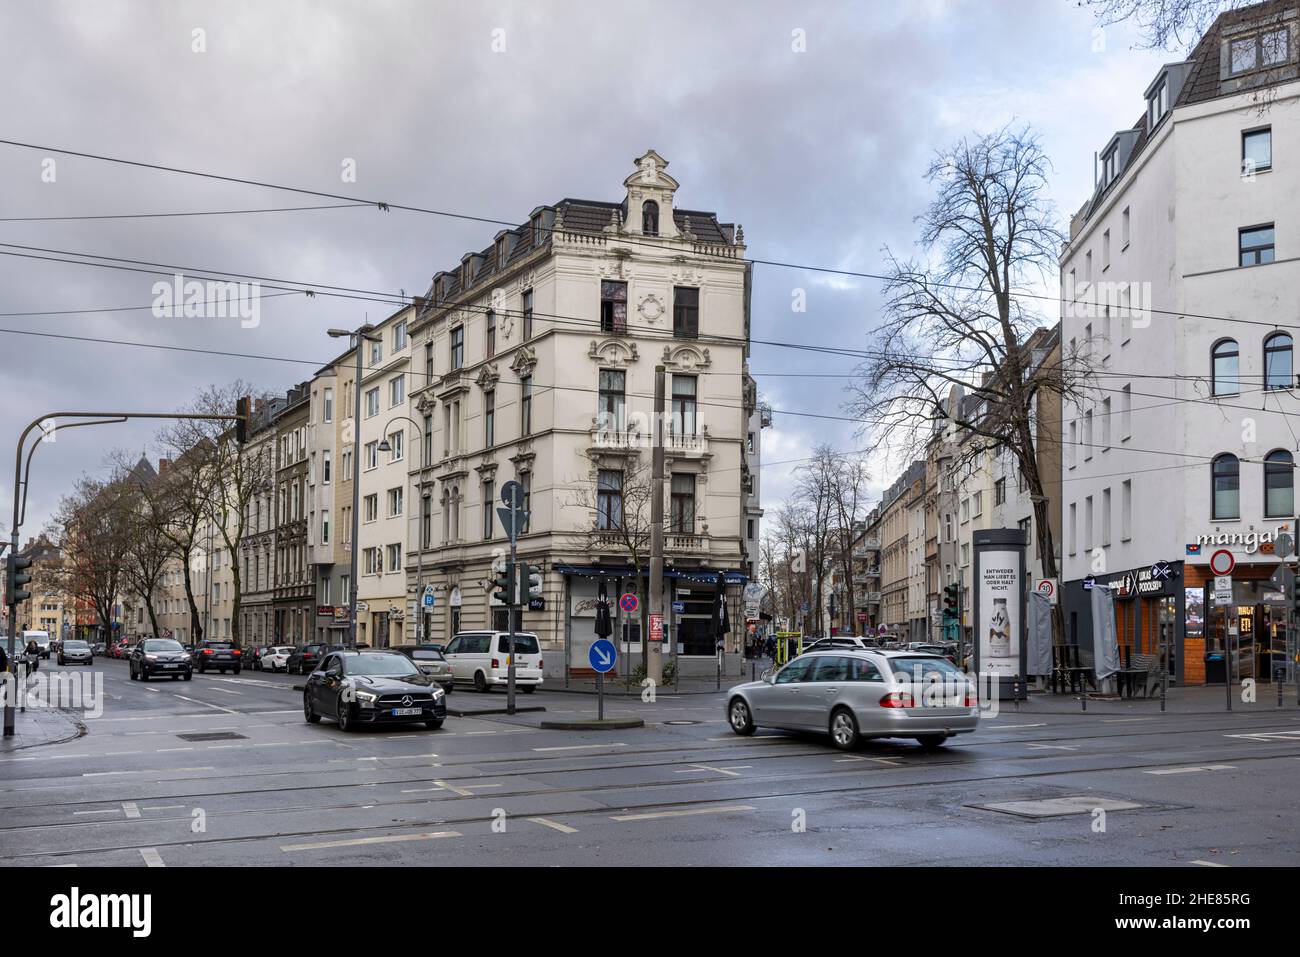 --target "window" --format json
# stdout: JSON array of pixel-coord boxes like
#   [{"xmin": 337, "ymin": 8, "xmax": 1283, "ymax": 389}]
[
  {"xmin": 522, "ymin": 289, "xmax": 533, "ymax": 341},
  {"xmin": 386, "ymin": 544, "xmax": 401, "ymax": 573},
  {"xmin": 519, "ymin": 472, "xmax": 531, "ymax": 533},
  {"xmin": 422, "ymin": 414, "xmax": 433, "ymax": 467},
  {"xmin": 1122, "ymin": 206, "xmax": 1130, "ymax": 248},
  {"xmin": 747, "ymin": 519, "xmax": 755, "ymax": 539},
  {"xmin": 388, "ymin": 486, "xmax": 403, "ymax": 517},
  {"xmin": 484, "ymin": 389, "xmax": 495, "ymax": 447},
  {"xmin": 1265, "ymin": 449, "xmax": 1294, "ymax": 517},
  {"xmin": 673, "ymin": 286, "xmax": 699, "ymax": 339},
  {"xmin": 1243, "ymin": 128, "xmax": 1273, "ymax": 174},
  {"xmin": 597, "ymin": 369, "xmax": 626, "ymax": 433},
  {"xmin": 1068, "ymin": 420, "xmax": 1078, "ymax": 468},
  {"xmin": 1121, "ymin": 384, "xmax": 1131, "ymax": 438},
  {"xmin": 944, "ymin": 513, "xmax": 954, "ymax": 542},
  {"xmin": 424, "ymin": 342, "xmax": 434, "ymax": 382},
  {"xmin": 1147, "ymin": 78, "xmax": 1168, "ymax": 128},
  {"xmin": 389, "ymin": 375, "xmax": 405, "ymax": 407},
  {"xmin": 960, "ymin": 498, "xmax": 970, "ymax": 523},
  {"xmin": 1264, "ymin": 332, "xmax": 1293, "ymax": 390},
  {"xmin": 972, "ymin": 491, "xmax": 982, "ymax": 517},
  {"xmin": 1212, "ymin": 339, "xmax": 1240, "ymax": 396},
  {"xmin": 369, "ymin": 339, "xmax": 382, "ymax": 366},
  {"xmin": 421, "ymin": 493, "xmax": 432, "ymax": 549},
  {"xmin": 365, "ymin": 388, "xmax": 380, "ymax": 418},
  {"xmin": 1085, "ymin": 409, "xmax": 1094, "ymax": 459},
  {"xmin": 1240, "ymin": 224, "xmax": 1275, "ymax": 266},
  {"xmin": 993, "ymin": 478, "xmax": 1006, "ymax": 506},
  {"xmin": 1212, "ymin": 453, "xmax": 1241, "ymax": 519},
  {"xmin": 671, "ymin": 473, "xmax": 696, "ymax": 533},
  {"xmin": 1230, "ymin": 27, "xmax": 1289, "ymax": 75},
  {"xmin": 520, "ymin": 376, "xmax": 532, "ymax": 437},
  {"xmin": 364, "ymin": 441, "xmax": 378, "ymax": 470},
  {"xmin": 1068, "ymin": 503, "xmax": 1077, "ymax": 555},
  {"xmin": 1102, "ymin": 397, "xmax": 1111, "ymax": 449},
  {"xmin": 393, "ymin": 320, "xmax": 408, "ymax": 351},
  {"xmin": 597, "ymin": 469, "xmax": 623, "ymax": 529},
  {"xmin": 486, "ymin": 310, "xmax": 496, "ymax": 358},
  {"xmin": 323, "ymin": 450, "xmax": 332, "ymax": 485},
  {"xmin": 483, "ymin": 480, "xmax": 494, "ymax": 540},
  {"xmin": 450, "ymin": 326, "xmax": 464, "ymax": 369},
  {"xmin": 671, "ymin": 375, "xmax": 697, "ymax": 435},
  {"xmin": 642, "ymin": 200, "xmax": 659, "ymax": 236},
  {"xmin": 364, "ymin": 493, "xmax": 378, "ymax": 522},
  {"xmin": 1018, "ymin": 516, "xmax": 1032, "ymax": 548},
  {"xmin": 323, "ymin": 387, "xmax": 333, "ymax": 423},
  {"xmin": 1102, "ymin": 487, "xmax": 1112, "ymax": 546},
  {"xmin": 388, "ymin": 430, "xmax": 404, "ymax": 462},
  {"xmin": 1102, "ymin": 229, "xmax": 1111, "ymax": 269},
  {"xmin": 1122, "ymin": 480, "xmax": 1132, "ymax": 541},
  {"xmin": 600, "ymin": 281, "xmax": 628, "ymax": 333}
]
